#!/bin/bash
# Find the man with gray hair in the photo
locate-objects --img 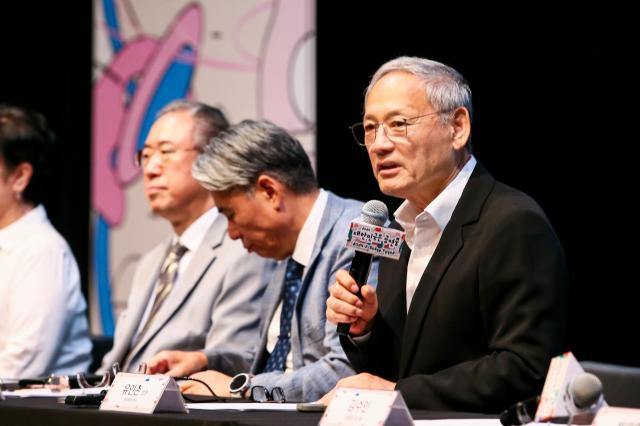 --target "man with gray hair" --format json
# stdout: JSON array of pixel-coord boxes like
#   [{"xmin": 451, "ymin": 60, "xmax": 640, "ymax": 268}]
[
  {"xmin": 146, "ymin": 119, "xmax": 374, "ymax": 403},
  {"xmin": 99, "ymin": 101, "xmax": 273, "ymax": 373},
  {"xmin": 325, "ymin": 56, "xmax": 568, "ymax": 412}
]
